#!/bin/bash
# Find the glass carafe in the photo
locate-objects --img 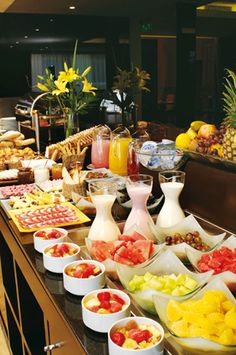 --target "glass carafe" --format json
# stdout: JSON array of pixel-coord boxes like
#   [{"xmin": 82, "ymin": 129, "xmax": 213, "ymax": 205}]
[
  {"xmin": 157, "ymin": 170, "xmax": 185, "ymax": 228},
  {"xmin": 88, "ymin": 180, "xmax": 120, "ymax": 241},
  {"xmin": 127, "ymin": 130, "xmax": 150, "ymax": 175},
  {"xmin": 109, "ymin": 126, "xmax": 132, "ymax": 176},
  {"xmin": 123, "ymin": 174, "xmax": 155, "ymax": 240},
  {"xmin": 91, "ymin": 125, "xmax": 111, "ymax": 169}
]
